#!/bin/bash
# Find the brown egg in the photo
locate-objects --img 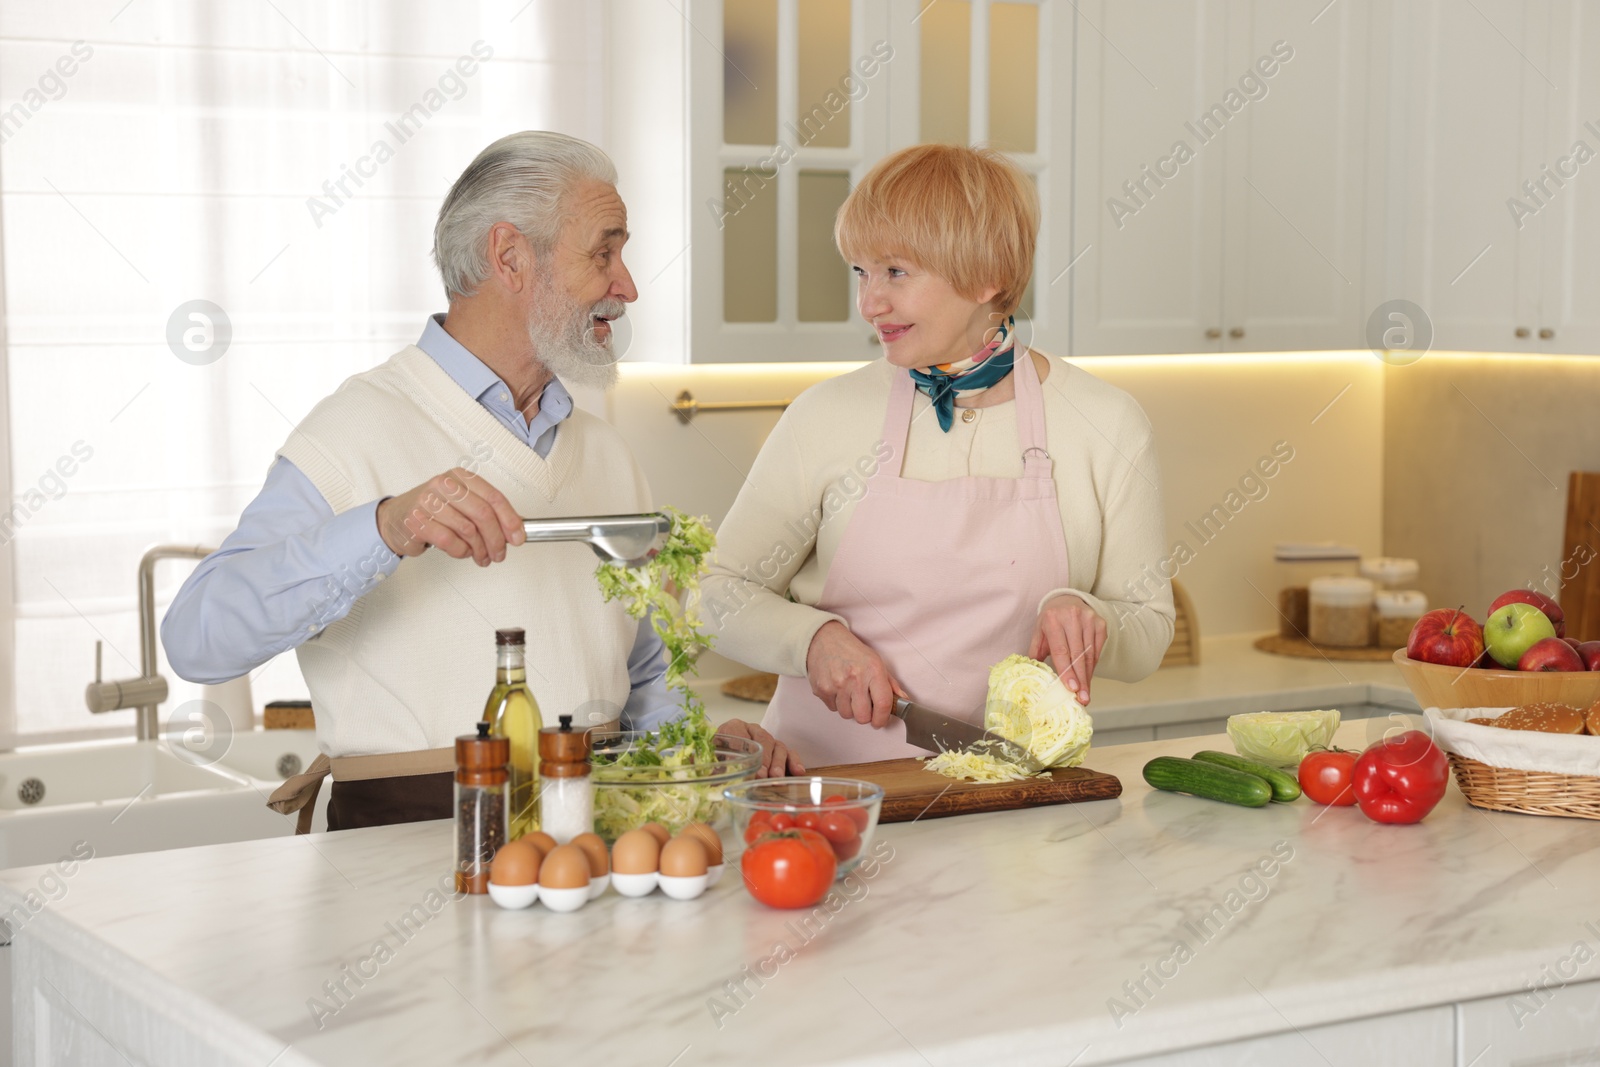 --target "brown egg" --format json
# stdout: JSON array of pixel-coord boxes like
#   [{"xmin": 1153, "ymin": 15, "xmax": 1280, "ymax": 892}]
[
  {"xmin": 639, "ymin": 822, "xmax": 671, "ymax": 846},
  {"xmin": 659, "ymin": 836, "xmax": 709, "ymax": 878},
  {"xmin": 678, "ymin": 822, "xmax": 723, "ymax": 866},
  {"xmin": 489, "ymin": 840, "xmax": 540, "ymax": 887},
  {"xmin": 538, "ymin": 845, "xmax": 592, "ymax": 890},
  {"xmin": 522, "ymin": 831, "xmax": 558, "ymax": 855},
  {"xmin": 570, "ymin": 832, "xmax": 610, "ymax": 877},
  {"xmin": 611, "ymin": 829, "xmax": 661, "ymax": 874}
]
